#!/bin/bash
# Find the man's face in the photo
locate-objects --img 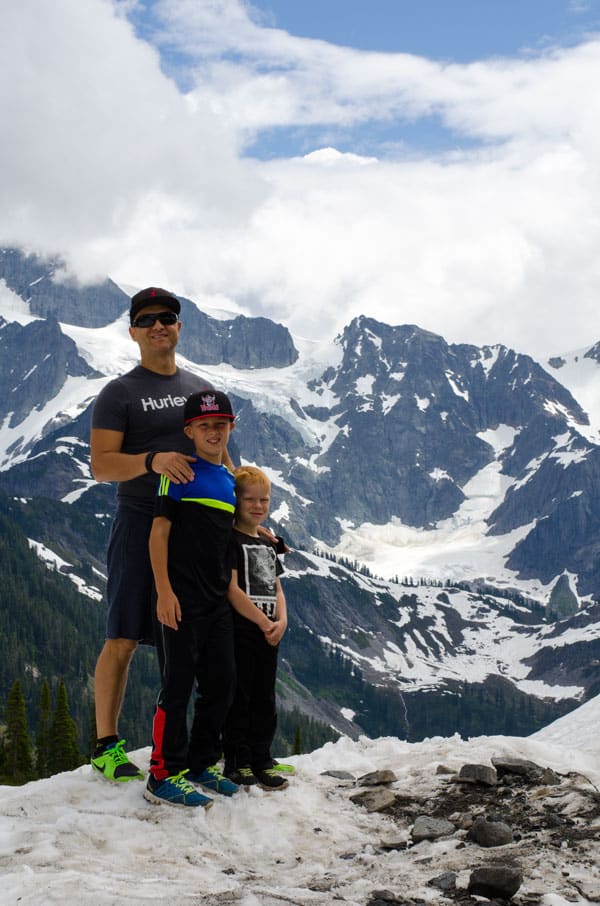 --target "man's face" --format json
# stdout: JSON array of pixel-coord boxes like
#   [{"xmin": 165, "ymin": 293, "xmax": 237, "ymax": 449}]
[
  {"xmin": 184, "ymin": 417, "xmax": 233, "ymax": 463},
  {"xmin": 235, "ymin": 481, "xmax": 271, "ymax": 530},
  {"xmin": 129, "ymin": 304, "xmax": 181, "ymax": 355}
]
